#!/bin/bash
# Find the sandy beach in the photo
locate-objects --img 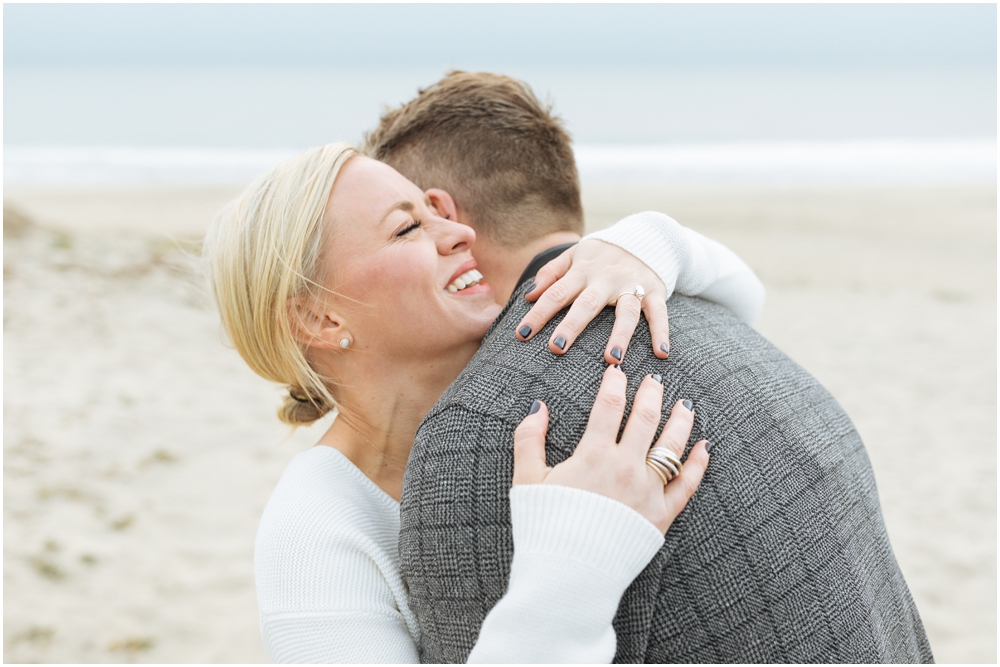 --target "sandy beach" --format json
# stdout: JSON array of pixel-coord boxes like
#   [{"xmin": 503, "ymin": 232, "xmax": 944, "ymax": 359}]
[{"xmin": 3, "ymin": 183, "xmax": 995, "ymax": 663}]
